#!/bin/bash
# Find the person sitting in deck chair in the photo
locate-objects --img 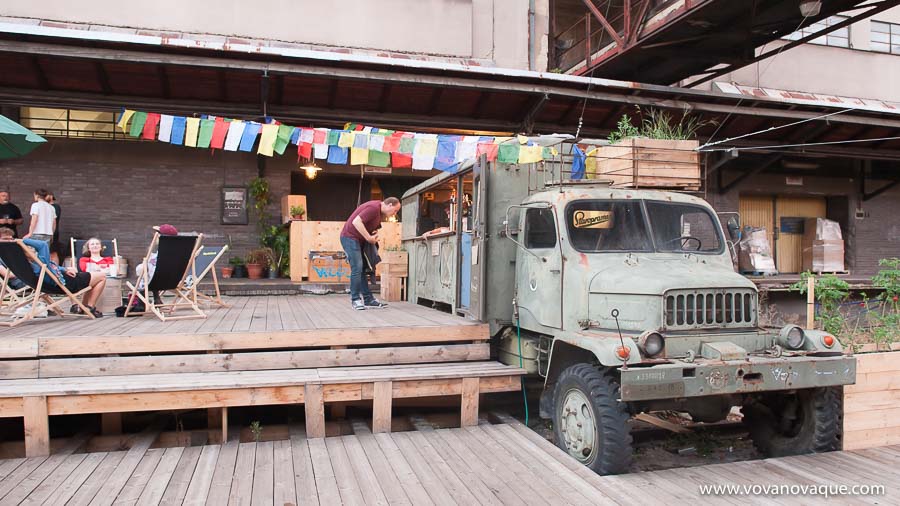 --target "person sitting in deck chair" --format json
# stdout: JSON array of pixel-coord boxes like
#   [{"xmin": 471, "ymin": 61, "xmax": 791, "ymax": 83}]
[
  {"xmin": 0, "ymin": 227, "xmax": 106, "ymax": 319},
  {"xmin": 133, "ymin": 224, "xmax": 178, "ymax": 305}
]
